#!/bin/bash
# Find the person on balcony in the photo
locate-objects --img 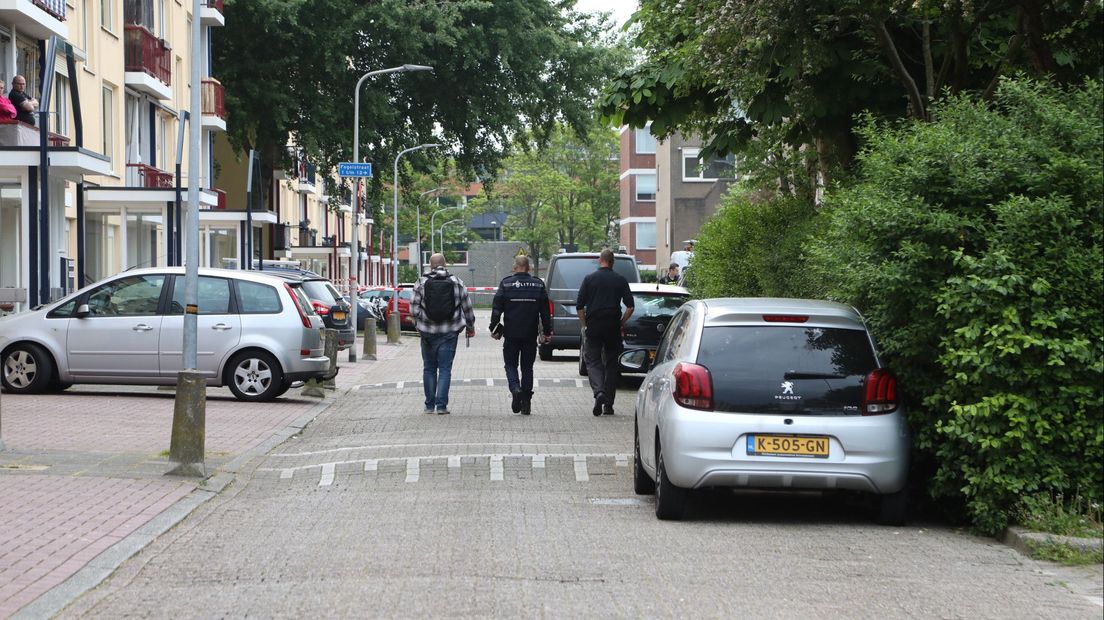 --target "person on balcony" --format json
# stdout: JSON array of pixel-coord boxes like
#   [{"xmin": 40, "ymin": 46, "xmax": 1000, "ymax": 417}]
[
  {"xmin": 9, "ymin": 76, "xmax": 39, "ymax": 126},
  {"xmin": 0, "ymin": 80, "xmax": 17, "ymax": 122}
]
